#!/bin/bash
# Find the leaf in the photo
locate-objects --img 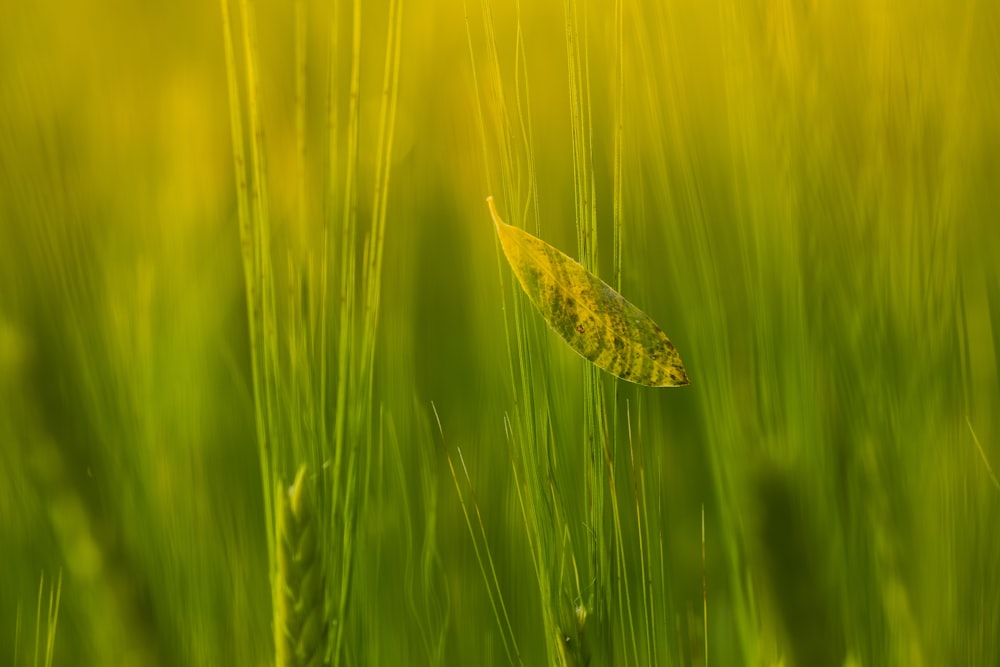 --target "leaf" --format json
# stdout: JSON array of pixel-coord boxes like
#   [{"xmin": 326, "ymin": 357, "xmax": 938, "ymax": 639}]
[{"xmin": 488, "ymin": 197, "xmax": 690, "ymax": 387}]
